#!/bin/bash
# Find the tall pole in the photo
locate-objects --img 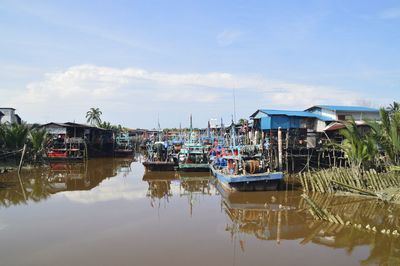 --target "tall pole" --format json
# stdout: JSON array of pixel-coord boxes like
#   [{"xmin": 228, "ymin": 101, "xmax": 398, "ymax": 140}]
[
  {"xmin": 278, "ymin": 127, "xmax": 283, "ymax": 171},
  {"xmin": 233, "ymin": 89, "xmax": 237, "ymax": 123}
]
